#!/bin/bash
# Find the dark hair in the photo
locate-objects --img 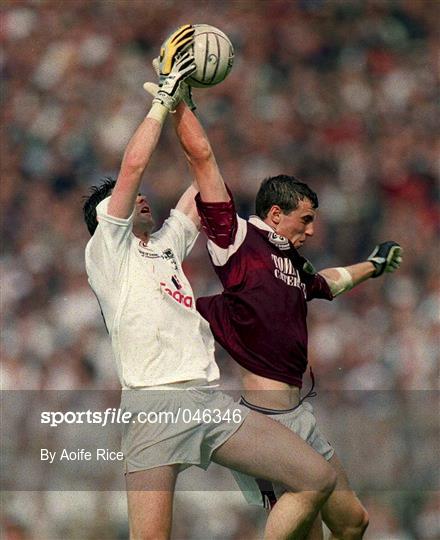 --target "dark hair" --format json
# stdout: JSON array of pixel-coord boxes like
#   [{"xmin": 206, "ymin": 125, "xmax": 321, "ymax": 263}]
[
  {"xmin": 255, "ymin": 175, "xmax": 318, "ymax": 219},
  {"xmin": 83, "ymin": 177, "xmax": 116, "ymax": 235}
]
